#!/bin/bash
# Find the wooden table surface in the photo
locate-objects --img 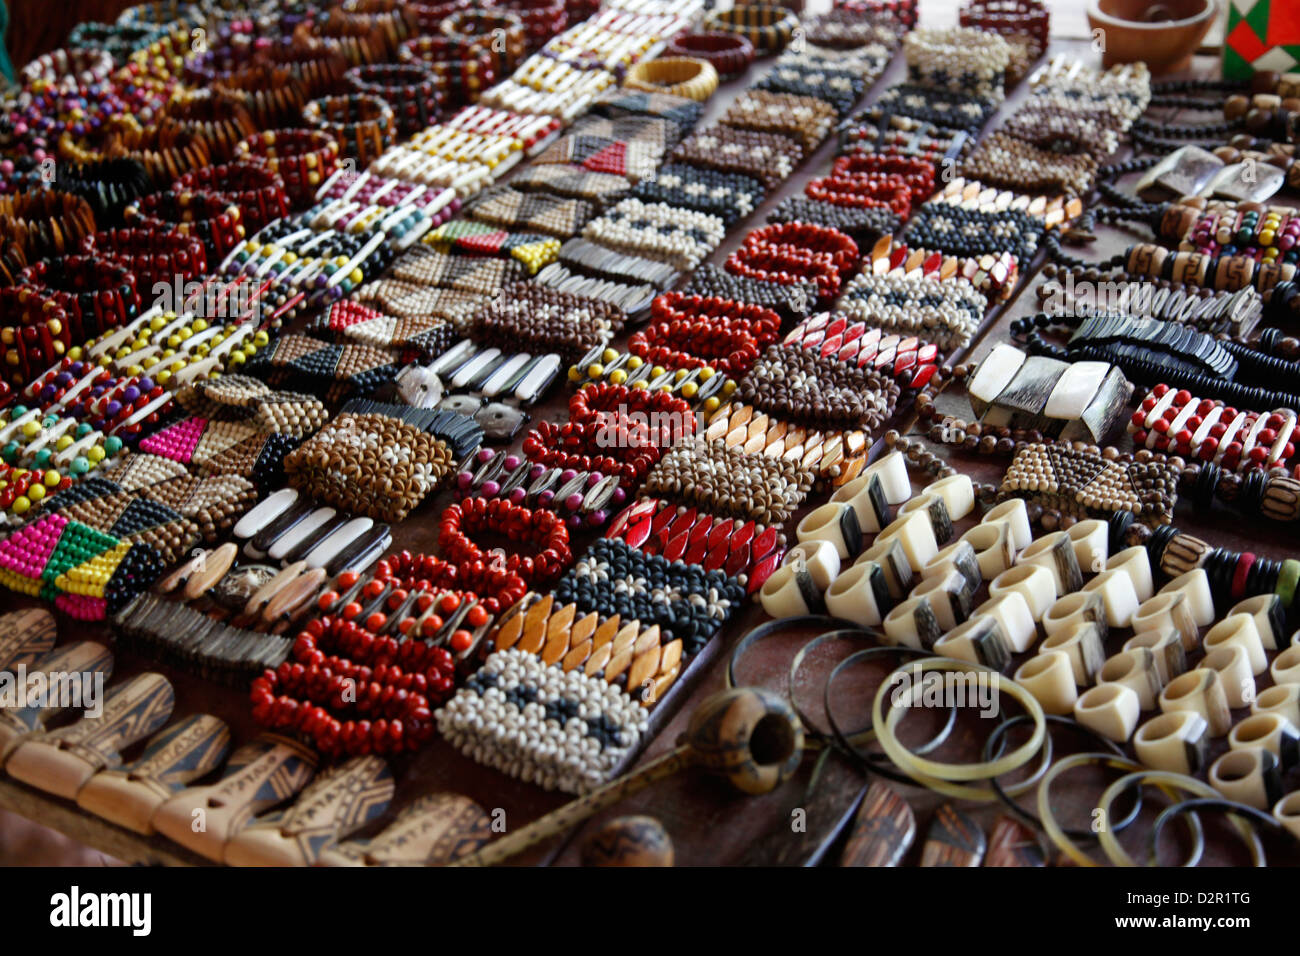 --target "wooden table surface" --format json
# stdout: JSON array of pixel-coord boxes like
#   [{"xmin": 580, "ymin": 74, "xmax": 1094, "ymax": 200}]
[{"xmin": 3, "ymin": 8, "xmax": 1295, "ymax": 867}]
